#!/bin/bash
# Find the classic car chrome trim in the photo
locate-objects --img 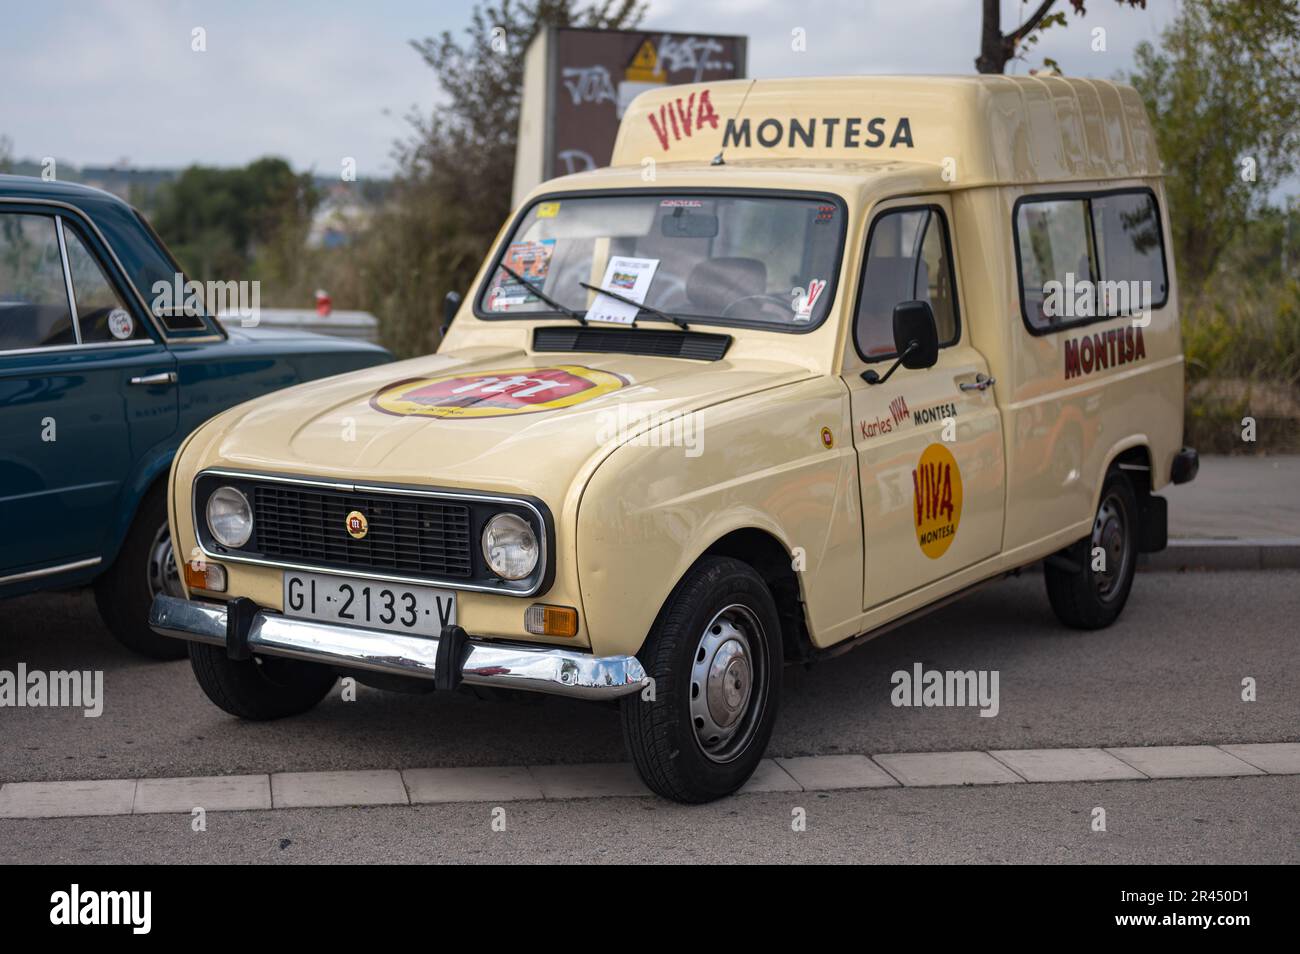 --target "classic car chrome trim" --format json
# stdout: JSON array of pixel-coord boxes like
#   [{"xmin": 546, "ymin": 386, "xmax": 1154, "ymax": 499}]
[
  {"xmin": 0, "ymin": 339, "xmax": 157, "ymax": 358},
  {"xmin": 53, "ymin": 216, "xmax": 83, "ymax": 345},
  {"xmin": 191, "ymin": 468, "xmax": 551, "ymax": 597},
  {"xmin": 0, "ymin": 556, "xmax": 102, "ymax": 586},
  {"xmin": 149, "ymin": 594, "xmax": 648, "ymax": 701}
]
